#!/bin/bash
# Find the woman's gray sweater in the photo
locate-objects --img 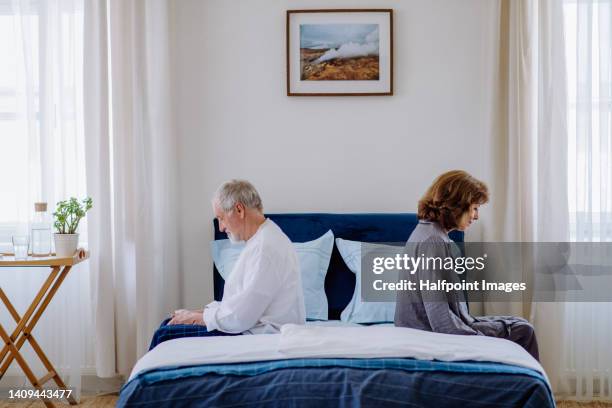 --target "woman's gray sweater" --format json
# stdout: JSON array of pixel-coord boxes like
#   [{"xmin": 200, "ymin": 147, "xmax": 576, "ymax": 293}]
[{"xmin": 394, "ymin": 220, "xmax": 523, "ymax": 337}]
